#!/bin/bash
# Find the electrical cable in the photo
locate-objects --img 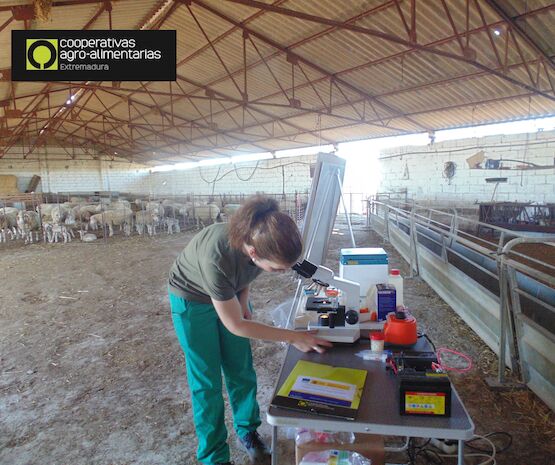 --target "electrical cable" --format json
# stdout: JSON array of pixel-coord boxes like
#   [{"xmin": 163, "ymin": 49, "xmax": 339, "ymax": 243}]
[
  {"xmin": 435, "ymin": 347, "xmax": 473, "ymax": 373},
  {"xmin": 378, "ymin": 138, "xmax": 555, "ymax": 160},
  {"xmin": 436, "ymin": 434, "xmax": 498, "ymax": 465},
  {"xmin": 416, "ymin": 333, "xmax": 472, "ymax": 373},
  {"xmin": 408, "ymin": 433, "xmax": 504, "ymax": 465},
  {"xmin": 198, "ymin": 165, "xmax": 222, "ymax": 184},
  {"xmin": 465, "ymin": 432, "xmax": 512, "ymax": 454},
  {"xmin": 197, "ymin": 161, "xmax": 311, "ymax": 185},
  {"xmin": 405, "ymin": 333, "xmax": 509, "ymax": 465},
  {"xmin": 233, "ymin": 160, "xmax": 261, "ymax": 182},
  {"xmin": 417, "ymin": 332, "xmax": 437, "ymax": 352},
  {"xmin": 407, "ymin": 438, "xmax": 443, "ymax": 465}
]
